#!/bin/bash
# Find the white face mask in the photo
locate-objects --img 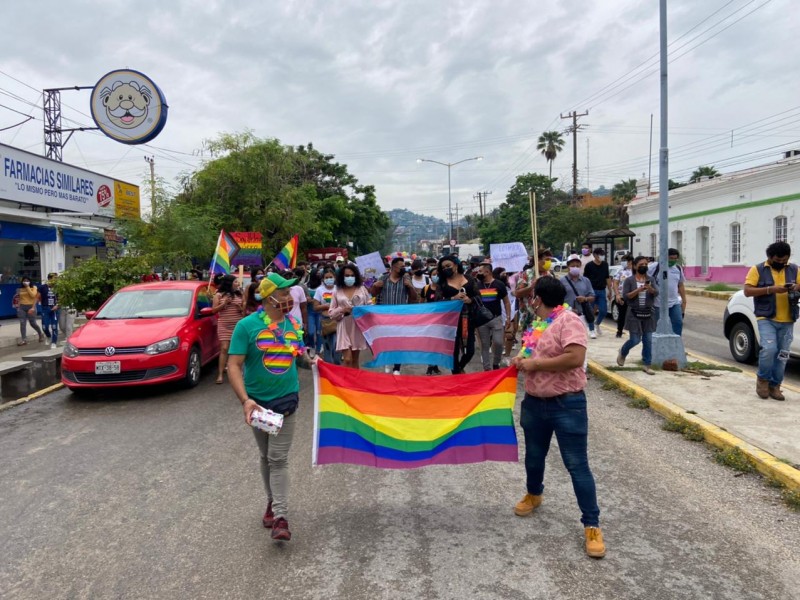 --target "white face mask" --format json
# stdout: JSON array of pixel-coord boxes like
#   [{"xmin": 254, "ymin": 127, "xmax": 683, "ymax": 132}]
[{"xmin": 324, "ymin": 278, "xmax": 335, "ymax": 287}]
